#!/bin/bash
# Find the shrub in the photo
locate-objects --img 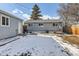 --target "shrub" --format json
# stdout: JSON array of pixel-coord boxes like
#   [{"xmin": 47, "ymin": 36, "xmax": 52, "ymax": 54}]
[
  {"xmin": 23, "ymin": 25, "xmax": 27, "ymax": 34},
  {"xmin": 63, "ymin": 25, "xmax": 72, "ymax": 34}
]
